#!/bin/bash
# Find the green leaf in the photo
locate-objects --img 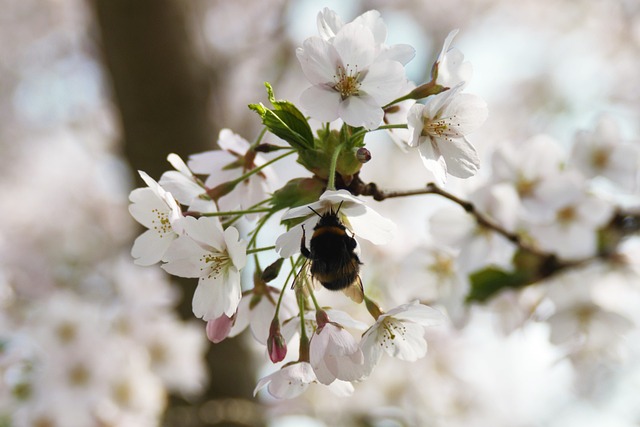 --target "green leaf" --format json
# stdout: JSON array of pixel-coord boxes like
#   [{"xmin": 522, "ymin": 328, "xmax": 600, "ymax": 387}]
[
  {"xmin": 270, "ymin": 177, "xmax": 325, "ymax": 212},
  {"xmin": 249, "ymin": 83, "xmax": 314, "ymax": 151},
  {"xmin": 466, "ymin": 267, "xmax": 530, "ymax": 303}
]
